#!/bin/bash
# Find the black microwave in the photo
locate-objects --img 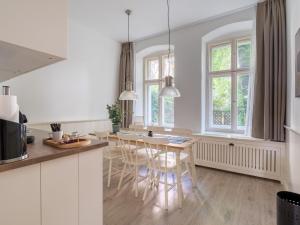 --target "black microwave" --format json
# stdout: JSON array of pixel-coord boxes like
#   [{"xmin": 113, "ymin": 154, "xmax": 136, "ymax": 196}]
[{"xmin": 0, "ymin": 119, "xmax": 27, "ymax": 164}]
